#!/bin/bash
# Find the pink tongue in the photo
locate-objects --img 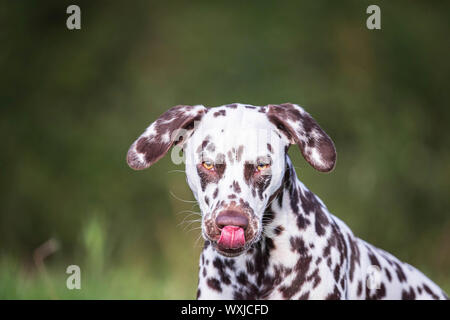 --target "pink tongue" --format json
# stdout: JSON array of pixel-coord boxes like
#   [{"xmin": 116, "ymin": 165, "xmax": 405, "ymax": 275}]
[{"xmin": 218, "ymin": 226, "xmax": 245, "ymax": 249}]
